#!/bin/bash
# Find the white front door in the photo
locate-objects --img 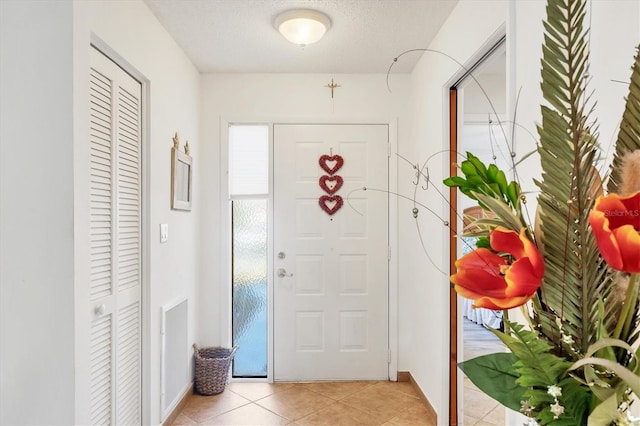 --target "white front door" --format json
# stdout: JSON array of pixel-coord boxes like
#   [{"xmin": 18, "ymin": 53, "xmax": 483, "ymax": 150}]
[{"xmin": 273, "ymin": 124, "xmax": 389, "ymax": 381}]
